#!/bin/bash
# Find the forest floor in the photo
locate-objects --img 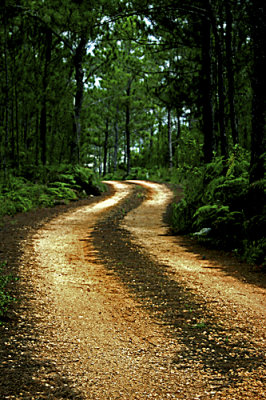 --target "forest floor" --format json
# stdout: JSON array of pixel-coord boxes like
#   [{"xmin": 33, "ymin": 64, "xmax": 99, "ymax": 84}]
[{"xmin": 0, "ymin": 181, "xmax": 265, "ymax": 400}]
